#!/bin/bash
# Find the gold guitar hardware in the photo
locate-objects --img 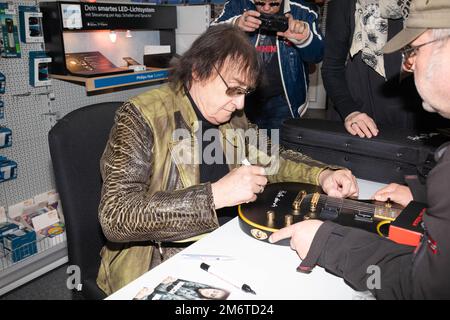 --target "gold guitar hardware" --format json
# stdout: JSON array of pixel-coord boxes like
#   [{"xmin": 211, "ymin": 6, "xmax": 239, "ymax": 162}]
[
  {"xmin": 266, "ymin": 210, "xmax": 275, "ymax": 227},
  {"xmin": 284, "ymin": 214, "xmax": 293, "ymax": 226},
  {"xmin": 292, "ymin": 190, "xmax": 307, "ymax": 211},
  {"xmin": 310, "ymin": 192, "xmax": 320, "ymax": 213}
]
